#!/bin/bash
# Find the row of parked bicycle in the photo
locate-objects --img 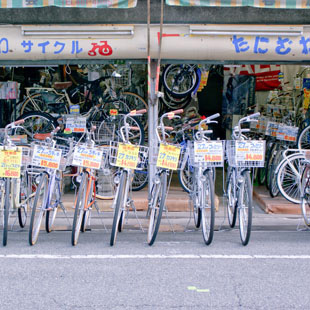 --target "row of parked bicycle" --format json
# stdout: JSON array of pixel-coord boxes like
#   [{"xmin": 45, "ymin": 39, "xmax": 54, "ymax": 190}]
[{"xmin": 0, "ymin": 107, "xmax": 270, "ymax": 247}]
